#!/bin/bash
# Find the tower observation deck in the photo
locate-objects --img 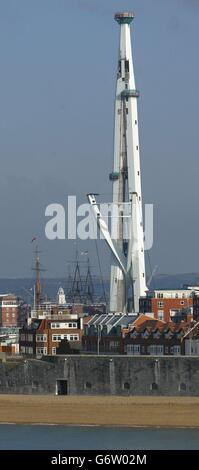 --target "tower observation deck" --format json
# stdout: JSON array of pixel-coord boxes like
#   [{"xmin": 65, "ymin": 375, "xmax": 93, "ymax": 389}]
[{"xmin": 114, "ymin": 12, "xmax": 134, "ymax": 25}]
